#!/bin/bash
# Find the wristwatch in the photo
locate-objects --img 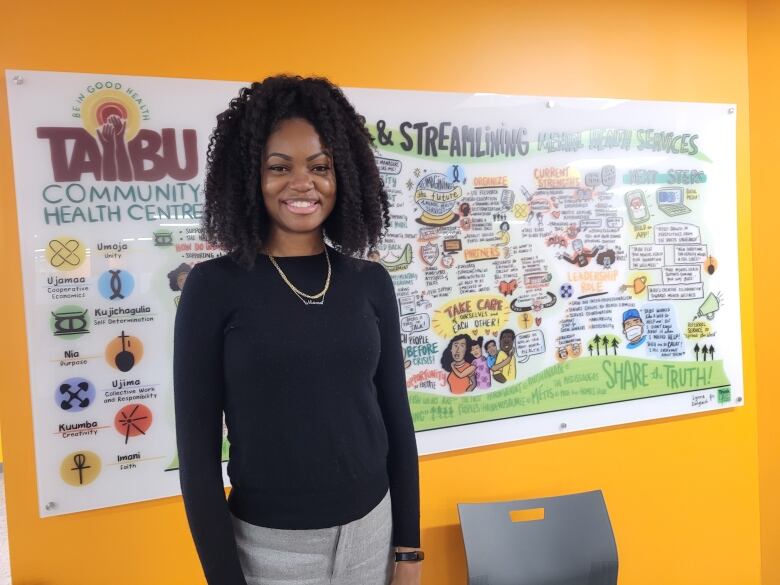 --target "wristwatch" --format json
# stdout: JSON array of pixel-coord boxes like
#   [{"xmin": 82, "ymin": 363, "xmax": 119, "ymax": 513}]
[{"xmin": 395, "ymin": 550, "xmax": 425, "ymax": 562}]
